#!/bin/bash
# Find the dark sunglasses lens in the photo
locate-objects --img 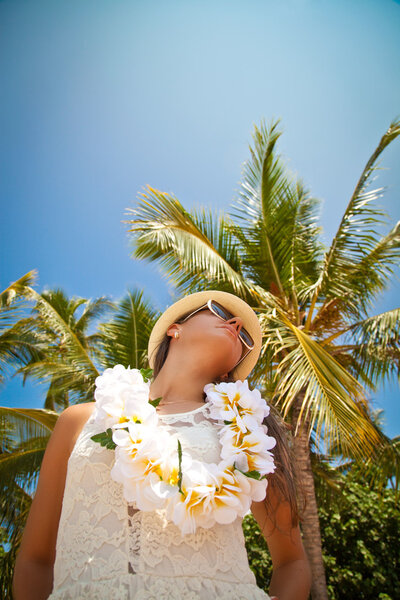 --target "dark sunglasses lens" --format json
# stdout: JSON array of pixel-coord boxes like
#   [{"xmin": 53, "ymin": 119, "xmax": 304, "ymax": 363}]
[
  {"xmin": 211, "ymin": 301, "xmax": 233, "ymax": 321},
  {"xmin": 239, "ymin": 329, "xmax": 254, "ymax": 348},
  {"xmin": 211, "ymin": 301, "xmax": 254, "ymax": 348}
]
